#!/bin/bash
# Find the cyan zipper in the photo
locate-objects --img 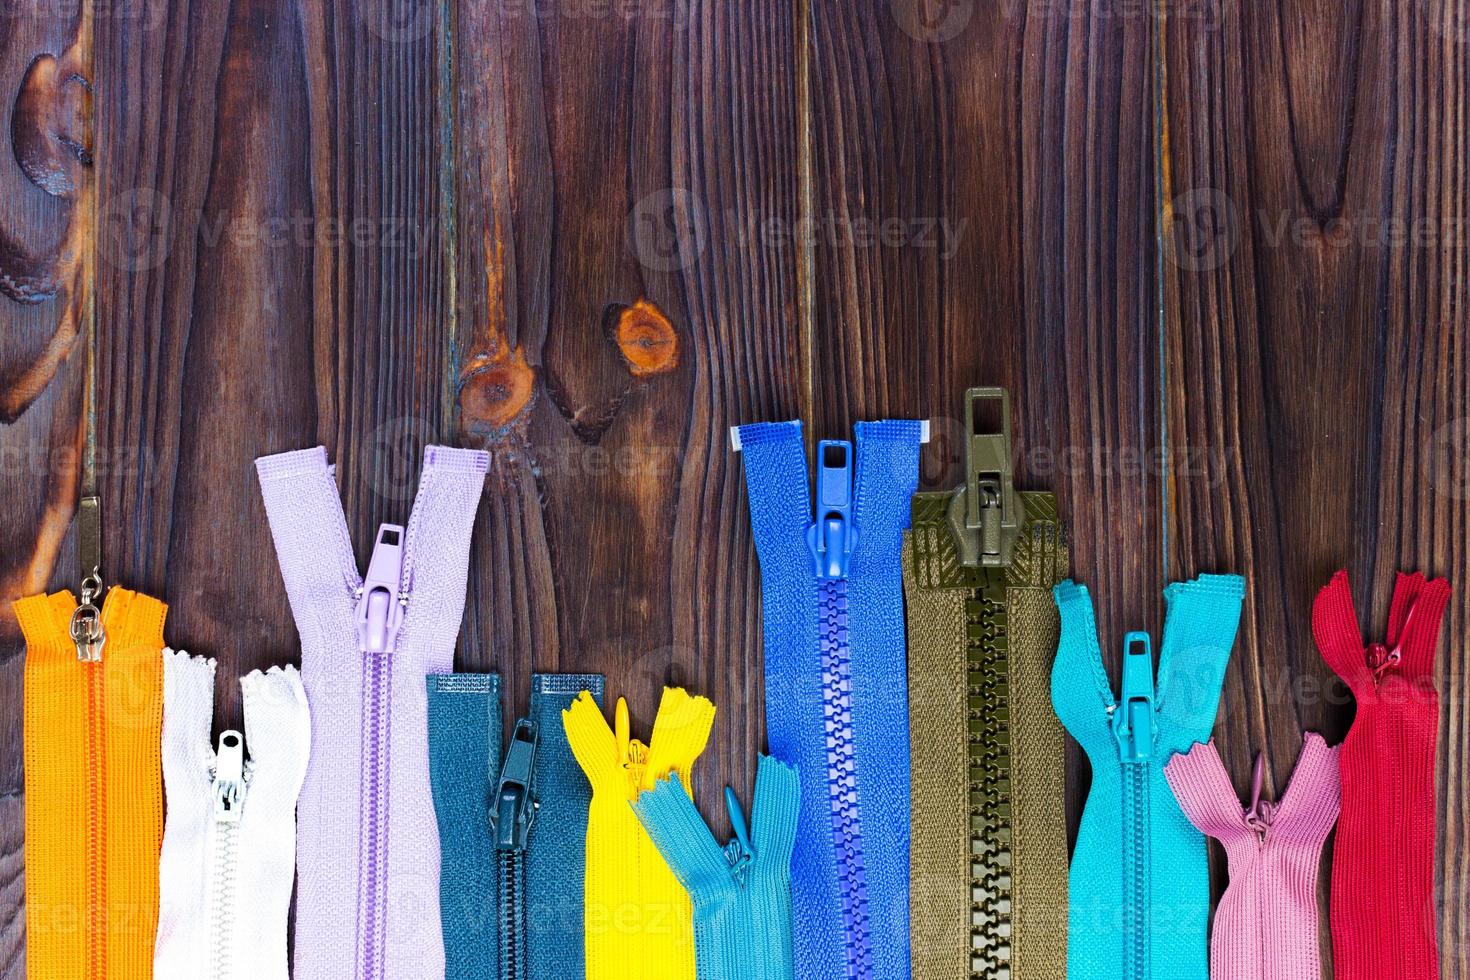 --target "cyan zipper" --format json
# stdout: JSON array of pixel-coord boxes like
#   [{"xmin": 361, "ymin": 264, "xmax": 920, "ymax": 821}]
[
  {"xmin": 810, "ymin": 440, "xmax": 874, "ymax": 980},
  {"xmin": 491, "ymin": 718, "xmax": 538, "ymax": 980},
  {"xmin": 210, "ymin": 730, "xmax": 247, "ymax": 979},
  {"xmin": 1112, "ymin": 633, "xmax": 1156, "ymax": 980}
]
